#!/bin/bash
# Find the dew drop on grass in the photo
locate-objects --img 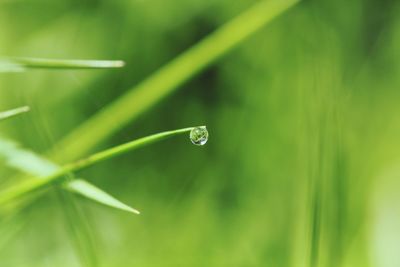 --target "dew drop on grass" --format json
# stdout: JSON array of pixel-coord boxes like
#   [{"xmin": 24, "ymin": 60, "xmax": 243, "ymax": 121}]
[{"xmin": 190, "ymin": 126, "xmax": 209, "ymax": 146}]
